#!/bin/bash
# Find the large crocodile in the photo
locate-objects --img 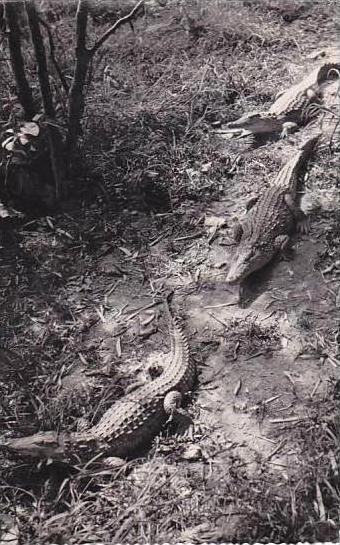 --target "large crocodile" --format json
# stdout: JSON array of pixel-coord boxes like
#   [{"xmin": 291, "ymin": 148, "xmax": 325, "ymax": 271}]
[
  {"xmin": 216, "ymin": 61, "xmax": 339, "ymax": 139},
  {"xmin": 226, "ymin": 134, "xmax": 320, "ymax": 284},
  {"xmin": 1, "ymin": 297, "xmax": 195, "ymax": 462}
]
